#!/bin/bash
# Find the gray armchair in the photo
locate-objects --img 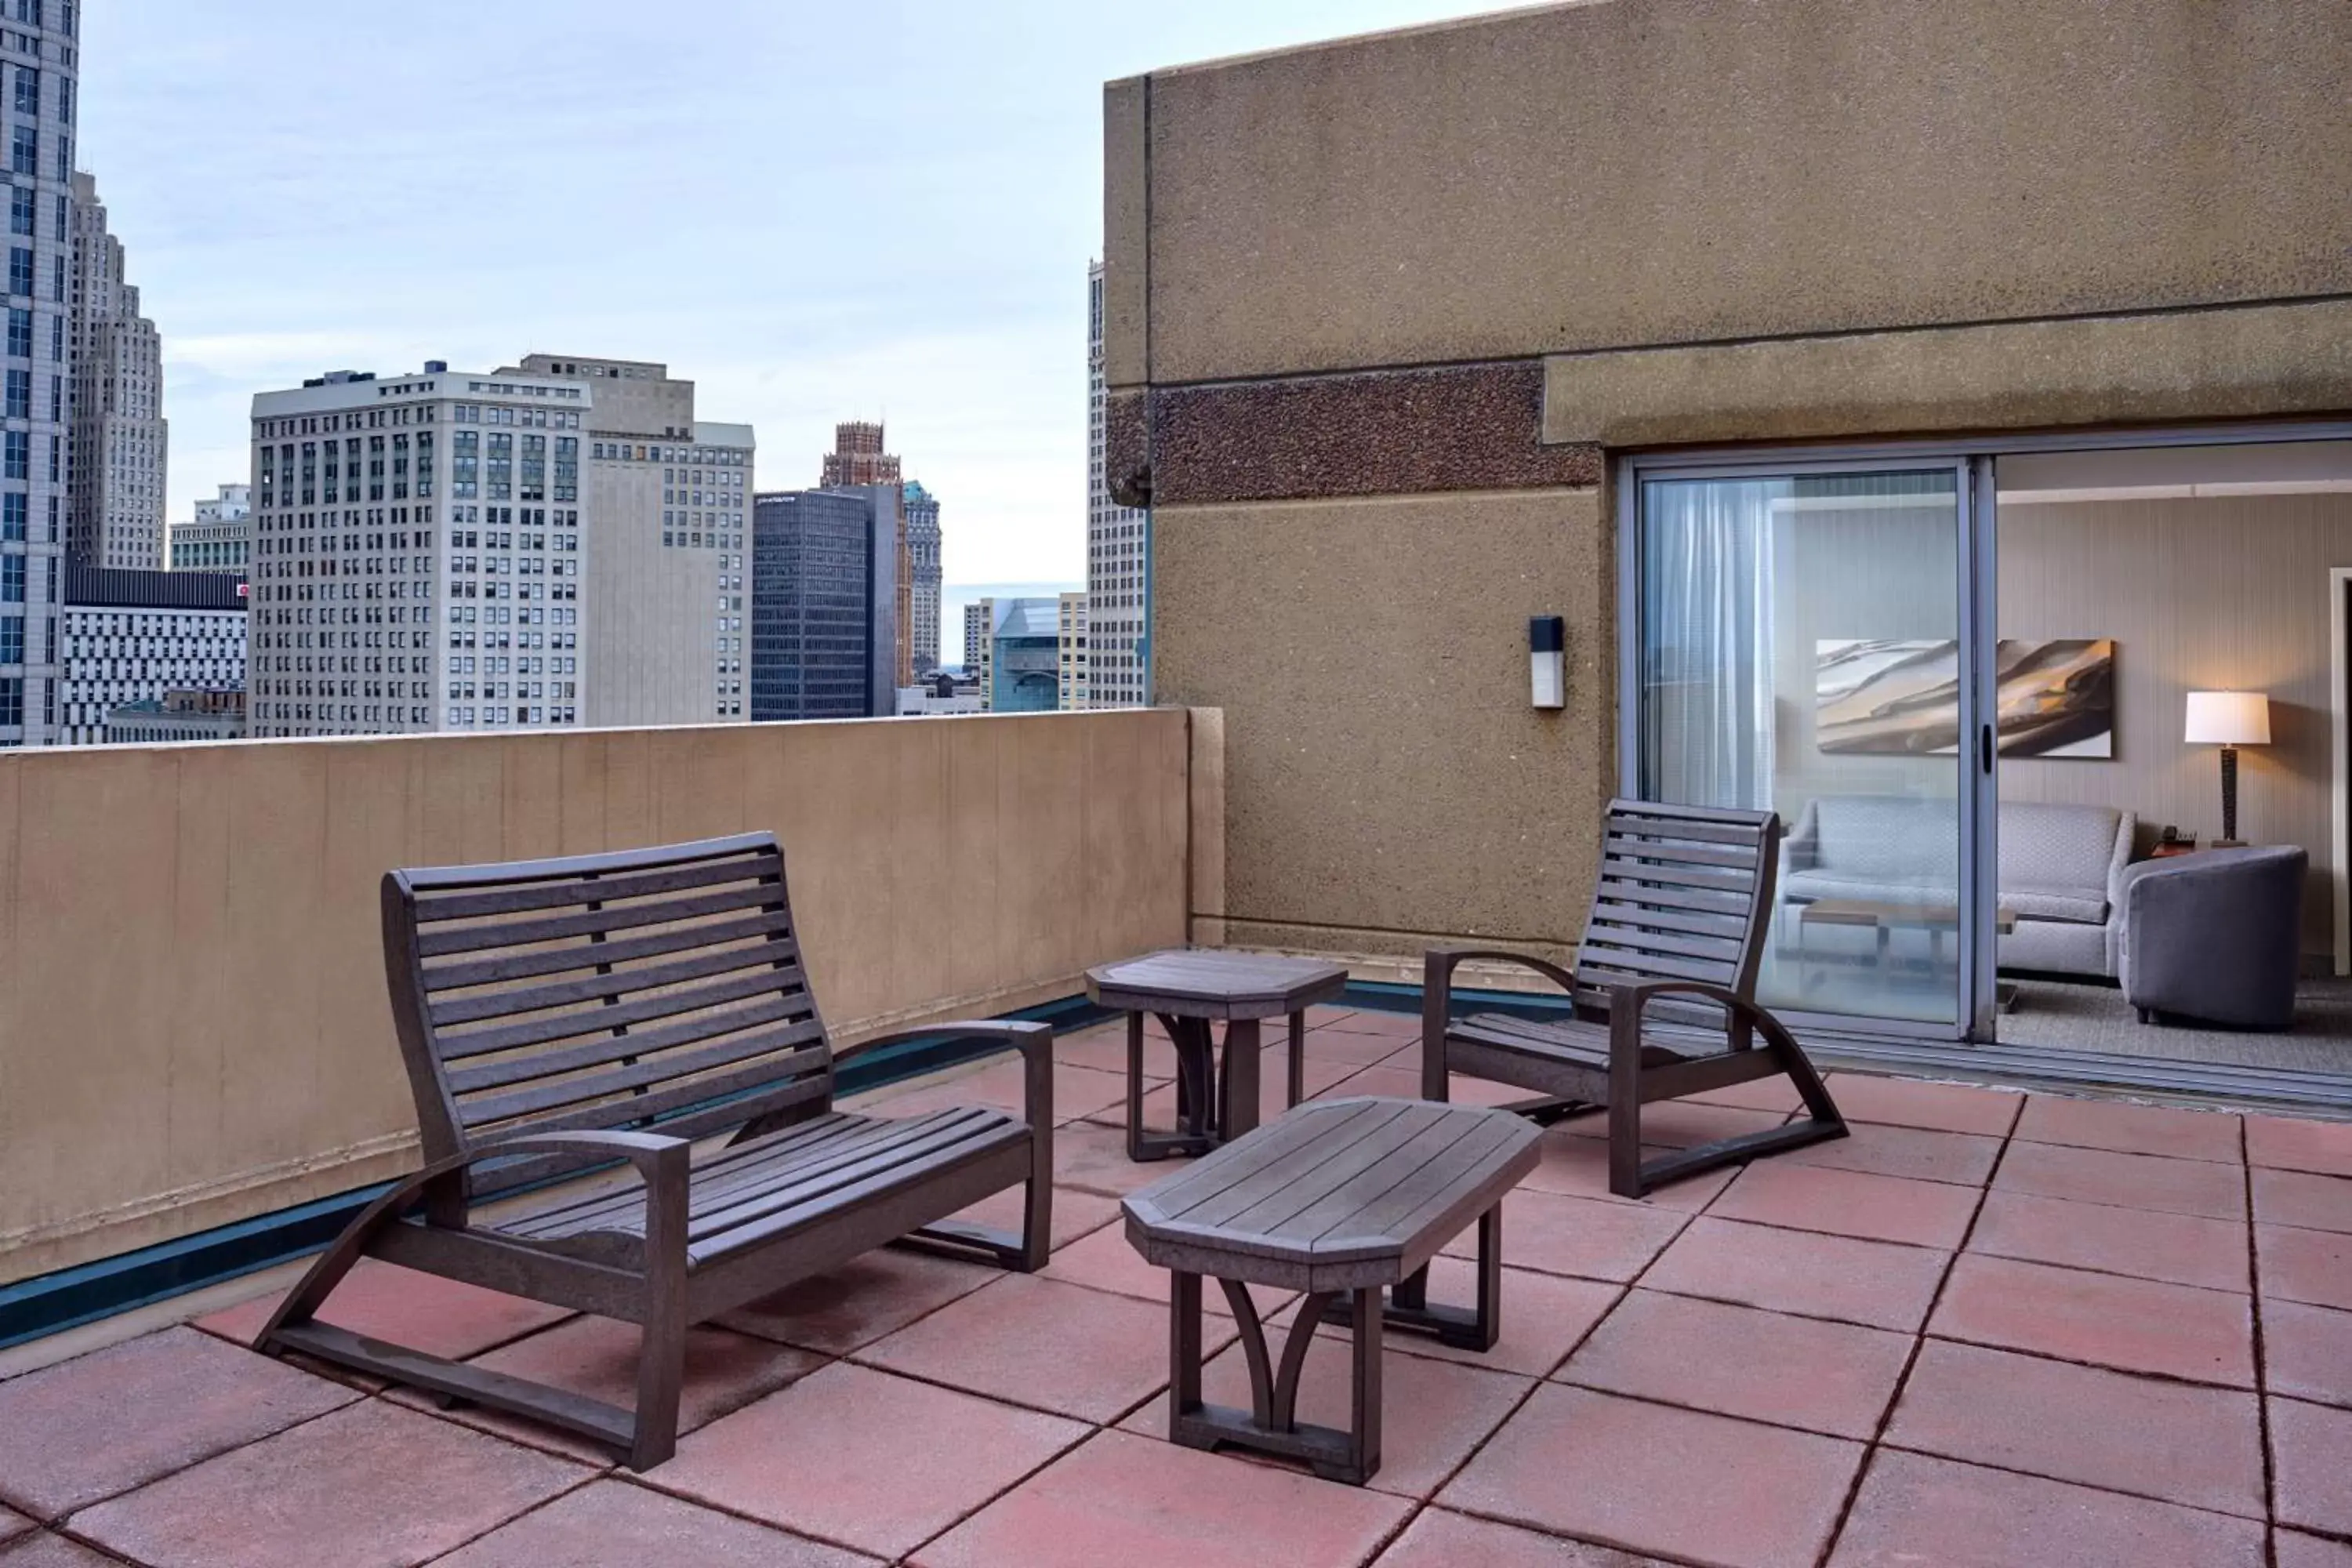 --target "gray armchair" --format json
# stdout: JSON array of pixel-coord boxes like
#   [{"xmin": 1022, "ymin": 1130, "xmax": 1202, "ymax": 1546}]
[{"xmin": 2120, "ymin": 846, "xmax": 2308, "ymax": 1031}]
